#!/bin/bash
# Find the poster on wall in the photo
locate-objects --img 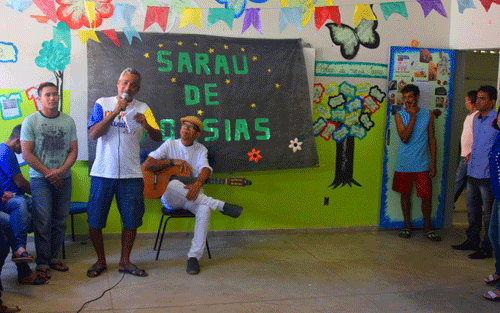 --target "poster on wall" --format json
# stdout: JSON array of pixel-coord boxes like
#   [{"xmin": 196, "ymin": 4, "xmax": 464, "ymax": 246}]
[
  {"xmin": 380, "ymin": 46, "xmax": 456, "ymax": 229},
  {"xmin": 87, "ymin": 32, "xmax": 318, "ymax": 173}
]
